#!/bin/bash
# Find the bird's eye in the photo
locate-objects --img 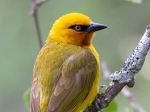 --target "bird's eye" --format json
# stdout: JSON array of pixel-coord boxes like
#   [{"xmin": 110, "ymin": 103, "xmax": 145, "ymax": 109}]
[
  {"xmin": 74, "ymin": 25, "xmax": 82, "ymax": 31},
  {"xmin": 69, "ymin": 25, "xmax": 89, "ymax": 32}
]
